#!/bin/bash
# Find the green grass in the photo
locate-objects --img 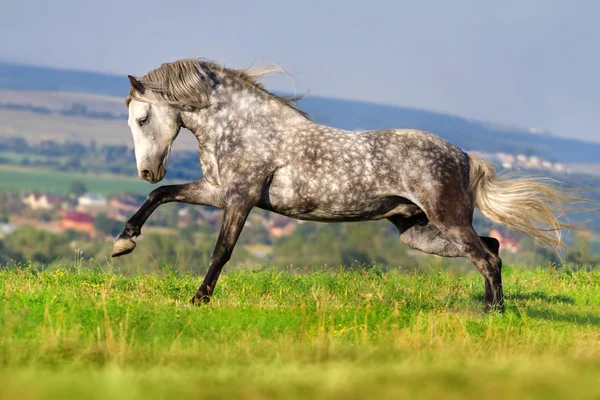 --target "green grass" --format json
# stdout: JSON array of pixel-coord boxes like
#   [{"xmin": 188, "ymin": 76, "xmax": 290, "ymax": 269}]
[
  {"xmin": 0, "ymin": 166, "xmax": 177, "ymax": 195},
  {"xmin": 1, "ymin": 264, "xmax": 600, "ymax": 399}
]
